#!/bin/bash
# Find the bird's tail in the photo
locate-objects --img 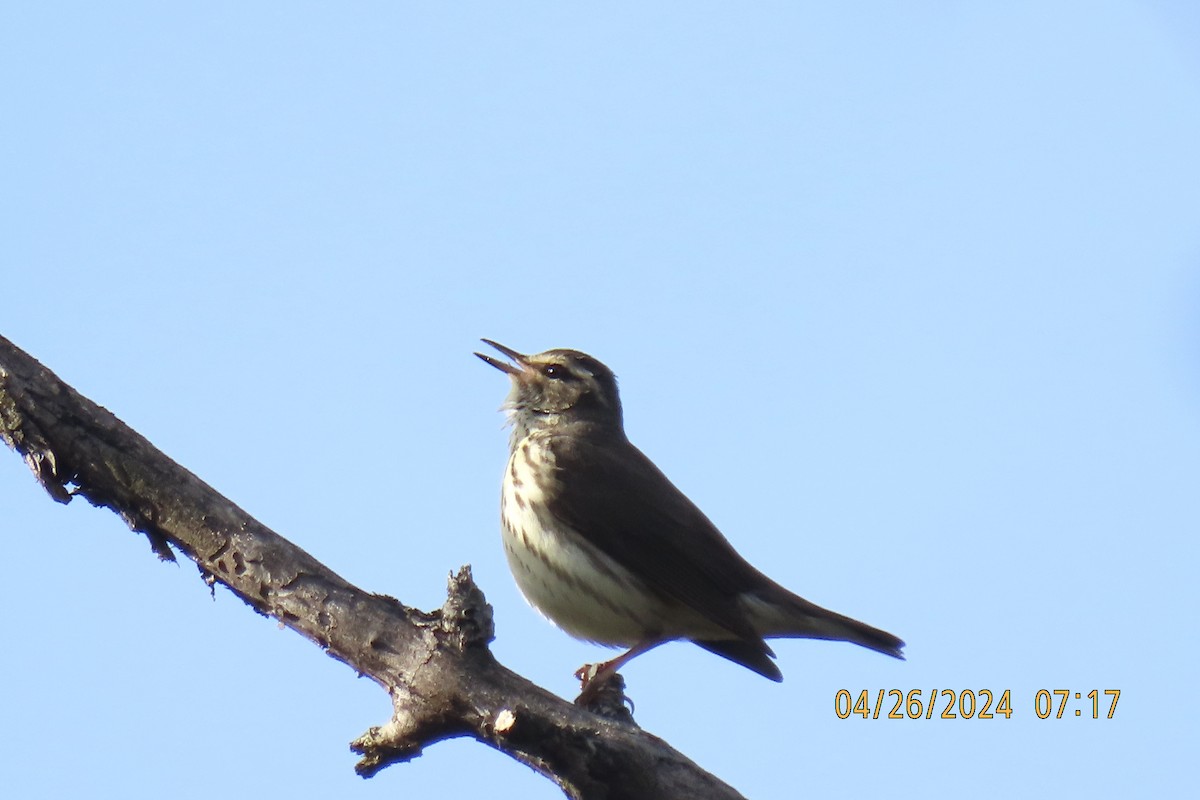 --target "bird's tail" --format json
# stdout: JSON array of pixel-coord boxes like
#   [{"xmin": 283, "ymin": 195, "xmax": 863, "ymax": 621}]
[{"xmin": 746, "ymin": 587, "xmax": 905, "ymax": 659}]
